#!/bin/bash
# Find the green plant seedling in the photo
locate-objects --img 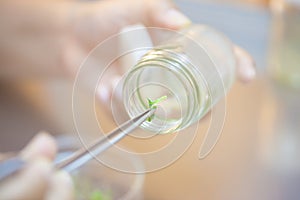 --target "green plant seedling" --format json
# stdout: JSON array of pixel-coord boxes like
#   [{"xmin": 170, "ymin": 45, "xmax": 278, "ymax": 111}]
[
  {"xmin": 147, "ymin": 95, "xmax": 167, "ymax": 122},
  {"xmin": 89, "ymin": 190, "xmax": 111, "ymax": 200}
]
